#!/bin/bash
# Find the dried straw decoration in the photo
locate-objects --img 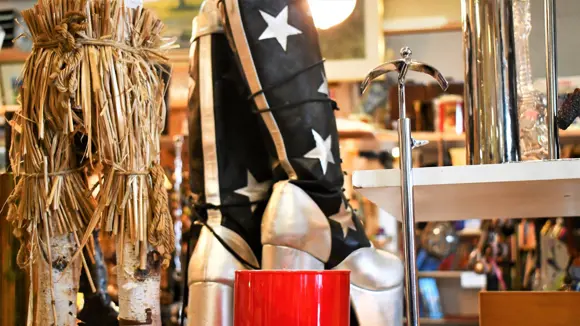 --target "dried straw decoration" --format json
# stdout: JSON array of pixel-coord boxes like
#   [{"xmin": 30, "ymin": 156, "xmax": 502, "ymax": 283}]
[{"xmin": 7, "ymin": 0, "xmax": 175, "ymax": 323}]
